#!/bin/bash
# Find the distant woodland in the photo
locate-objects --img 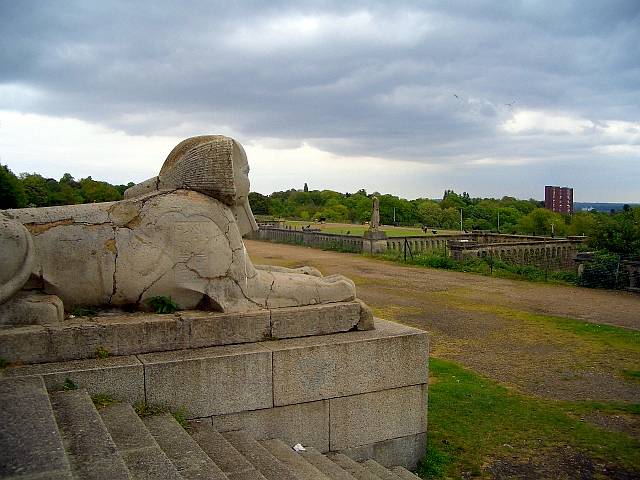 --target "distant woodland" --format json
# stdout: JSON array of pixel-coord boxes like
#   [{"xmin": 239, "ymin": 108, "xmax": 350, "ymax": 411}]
[{"xmin": 1, "ymin": 165, "xmax": 638, "ymax": 257}]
